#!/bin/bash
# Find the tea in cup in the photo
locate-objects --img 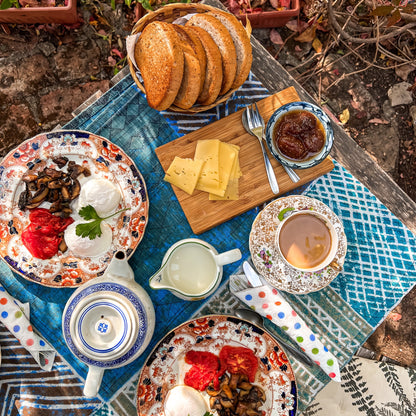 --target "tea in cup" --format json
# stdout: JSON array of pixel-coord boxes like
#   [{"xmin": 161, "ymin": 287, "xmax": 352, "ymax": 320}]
[
  {"xmin": 149, "ymin": 238, "xmax": 242, "ymax": 300},
  {"xmin": 275, "ymin": 211, "xmax": 341, "ymax": 272}
]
